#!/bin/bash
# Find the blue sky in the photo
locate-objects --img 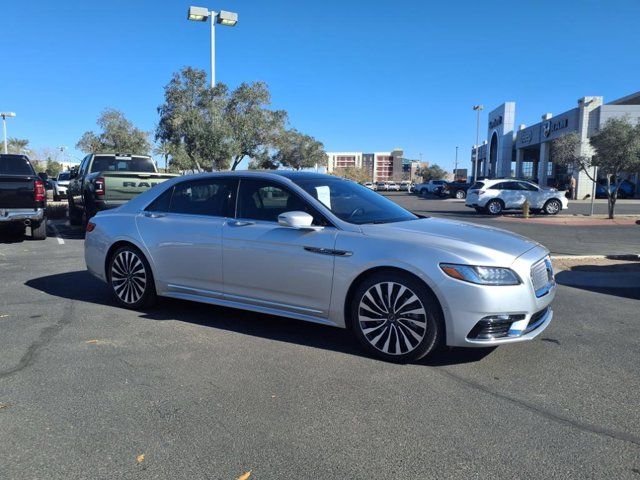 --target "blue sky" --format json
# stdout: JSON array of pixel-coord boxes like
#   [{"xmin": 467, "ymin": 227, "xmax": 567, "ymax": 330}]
[{"xmin": 2, "ymin": 0, "xmax": 639, "ymax": 171}]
